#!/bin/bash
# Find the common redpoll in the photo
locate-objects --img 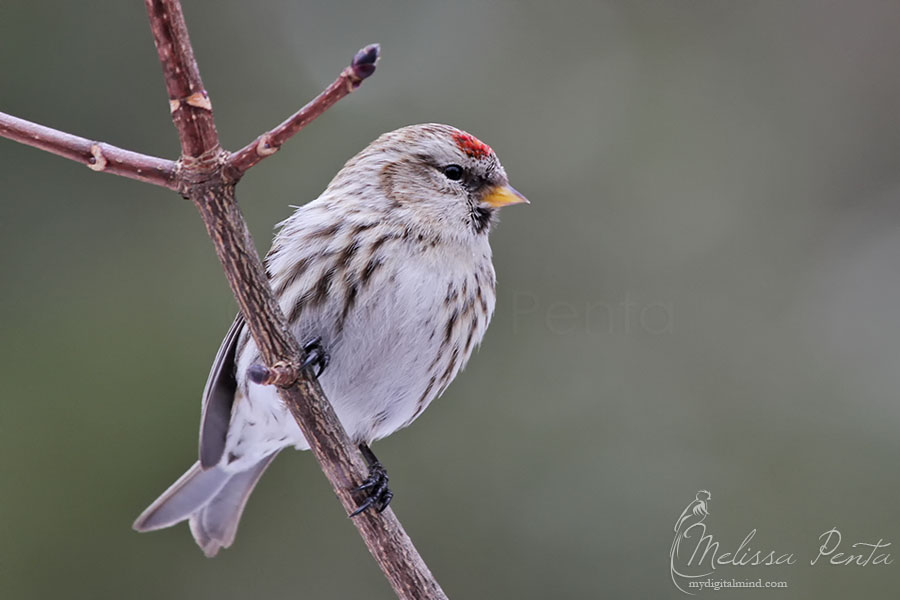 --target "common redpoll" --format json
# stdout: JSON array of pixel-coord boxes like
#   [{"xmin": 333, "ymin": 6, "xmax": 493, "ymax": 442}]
[{"xmin": 133, "ymin": 123, "xmax": 527, "ymax": 556}]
